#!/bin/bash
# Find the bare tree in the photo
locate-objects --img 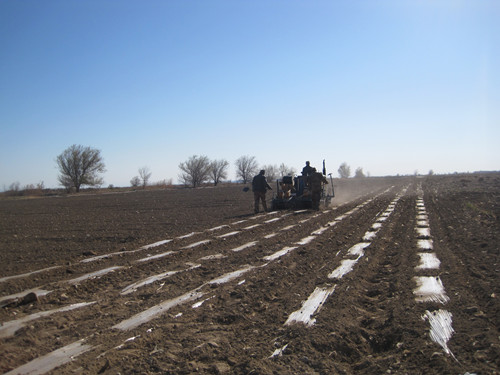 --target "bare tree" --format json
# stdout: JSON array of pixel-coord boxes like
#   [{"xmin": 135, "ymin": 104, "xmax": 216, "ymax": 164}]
[
  {"xmin": 179, "ymin": 155, "xmax": 211, "ymax": 187},
  {"xmin": 56, "ymin": 144, "xmax": 105, "ymax": 192},
  {"xmin": 354, "ymin": 167, "xmax": 365, "ymax": 178},
  {"xmin": 338, "ymin": 162, "xmax": 351, "ymax": 179},
  {"xmin": 278, "ymin": 163, "xmax": 296, "ymax": 177},
  {"xmin": 209, "ymin": 159, "xmax": 229, "ymax": 186},
  {"xmin": 130, "ymin": 176, "xmax": 141, "ymax": 187},
  {"xmin": 138, "ymin": 166, "xmax": 152, "ymax": 189},
  {"xmin": 235, "ymin": 155, "xmax": 258, "ymax": 184},
  {"xmin": 262, "ymin": 164, "xmax": 279, "ymax": 182},
  {"xmin": 9, "ymin": 181, "xmax": 20, "ymax": 193}
]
